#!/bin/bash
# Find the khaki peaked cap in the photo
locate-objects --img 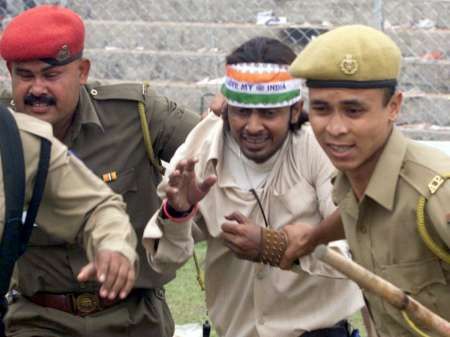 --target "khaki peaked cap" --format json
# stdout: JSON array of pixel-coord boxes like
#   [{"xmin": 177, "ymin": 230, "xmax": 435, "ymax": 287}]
[{"xmin": 289, "ymin": 25, "xmax": 402, "ymax": 88}]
